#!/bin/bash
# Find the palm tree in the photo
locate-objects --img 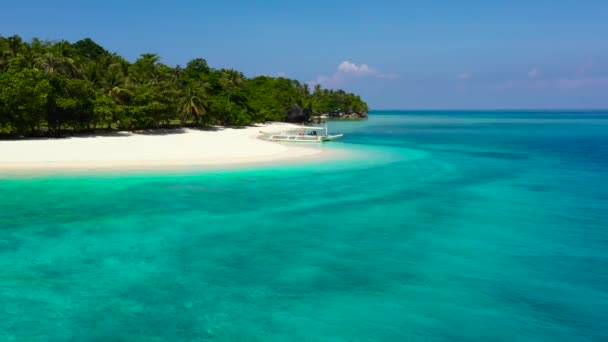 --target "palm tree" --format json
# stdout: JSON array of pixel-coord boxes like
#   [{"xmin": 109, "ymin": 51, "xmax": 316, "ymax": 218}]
[
  {"xmin": 0, "ymin": 35, "xmax": 33, "ymax": 70},
  {"xmin": 178, "ymin": 84, "xmax": 209, "ymax": 126},
  {"xmin": 79, "ymin": 61, "xmax": 102, "ymax": 87},
  {"xmin": 108, "ymin": 85, "xmax": 132, "ymax": 106},
  {"xmin": 35, "ymin": 52, "xmax": 76, "ymax": 76},
  {"xmin": 6, "ymin": 35, "xmax": 23, "ymax": 57},
  {"xmin": 102, "ymin": 62, "xmax": 125, "ymax": 87},
  {"xmin": 20, "ymin": 46, "xmax": 39, "ymax": 69},
  {"xmin": 103, "ymin": 63, "xmax": 131, "ymax": 104},
  {"xmin": 219, "ymin": 69, "xmax": 244, "ymax": 102},
  {"xmin": 130, "ymin": 53, "xmax": 162, "ymax": 85},
  {"xmin": 170, "ymin": 65, "xmax": 183, "ymax": 84}
]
